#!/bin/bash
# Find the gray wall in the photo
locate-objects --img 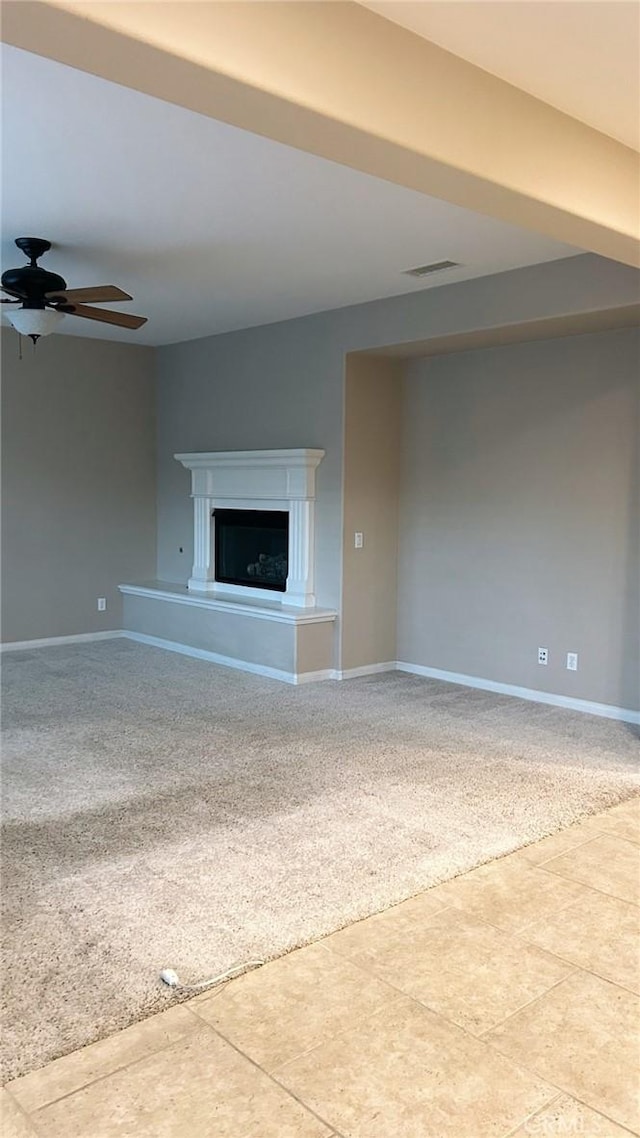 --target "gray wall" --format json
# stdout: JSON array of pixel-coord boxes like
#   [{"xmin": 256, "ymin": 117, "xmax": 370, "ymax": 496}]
[
  {"xmin": 1, "ymin": 330, "xmax": 156, "ymax": 642},
  {"xmin": 156, "ymin": 319, "xmax": 345, "ymax": 613},
  {"xmin": 397, "ymin": 327, "xmax": 640, "ymax": 710}
]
